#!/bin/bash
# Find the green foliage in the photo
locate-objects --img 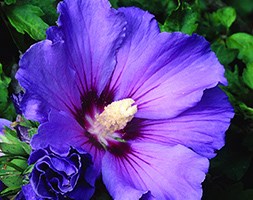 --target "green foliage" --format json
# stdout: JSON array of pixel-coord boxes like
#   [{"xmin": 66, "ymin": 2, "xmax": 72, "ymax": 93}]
[
  {"xmin": 227, "ymin": 33, "xmax": 253, "ymax": 64},
  {"xmin": 17, "ymin": 115, "xmax": 39, "ymax": 138},
  {"xmin": 2, "ymin": 0, "xmax": 58, "ymax": 41},
  {"xmin": 243, "ymin": 63, "xmax": 253, "ymax": 90},
  {"xmin": 211, "ymin": 39, "xmax": 237, "ymax": 65},
  {"xmin": 160, "ymin": 2, "xmax": 199, "ymax": 35},
  {"xmin": 29, "ymin": 0, "xmax": 58, "ymax": 25},
  {"xmin": 0, "ymin": 64, "xmax": 16, "ymax": 121},
  {"xmin": 0, "ymin": 64, "xmax": 11, "ymax": 106},
  {"xmin": 0, "ymin": 127, "xmax": 31, "ymax": 197},
  {"xmin": 210, "ymin": 7, "xmax": 236, "ymax": 29},
  {"xmin": 5, "ymin": 4, "xmax": 49, "ymax": 40}
]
